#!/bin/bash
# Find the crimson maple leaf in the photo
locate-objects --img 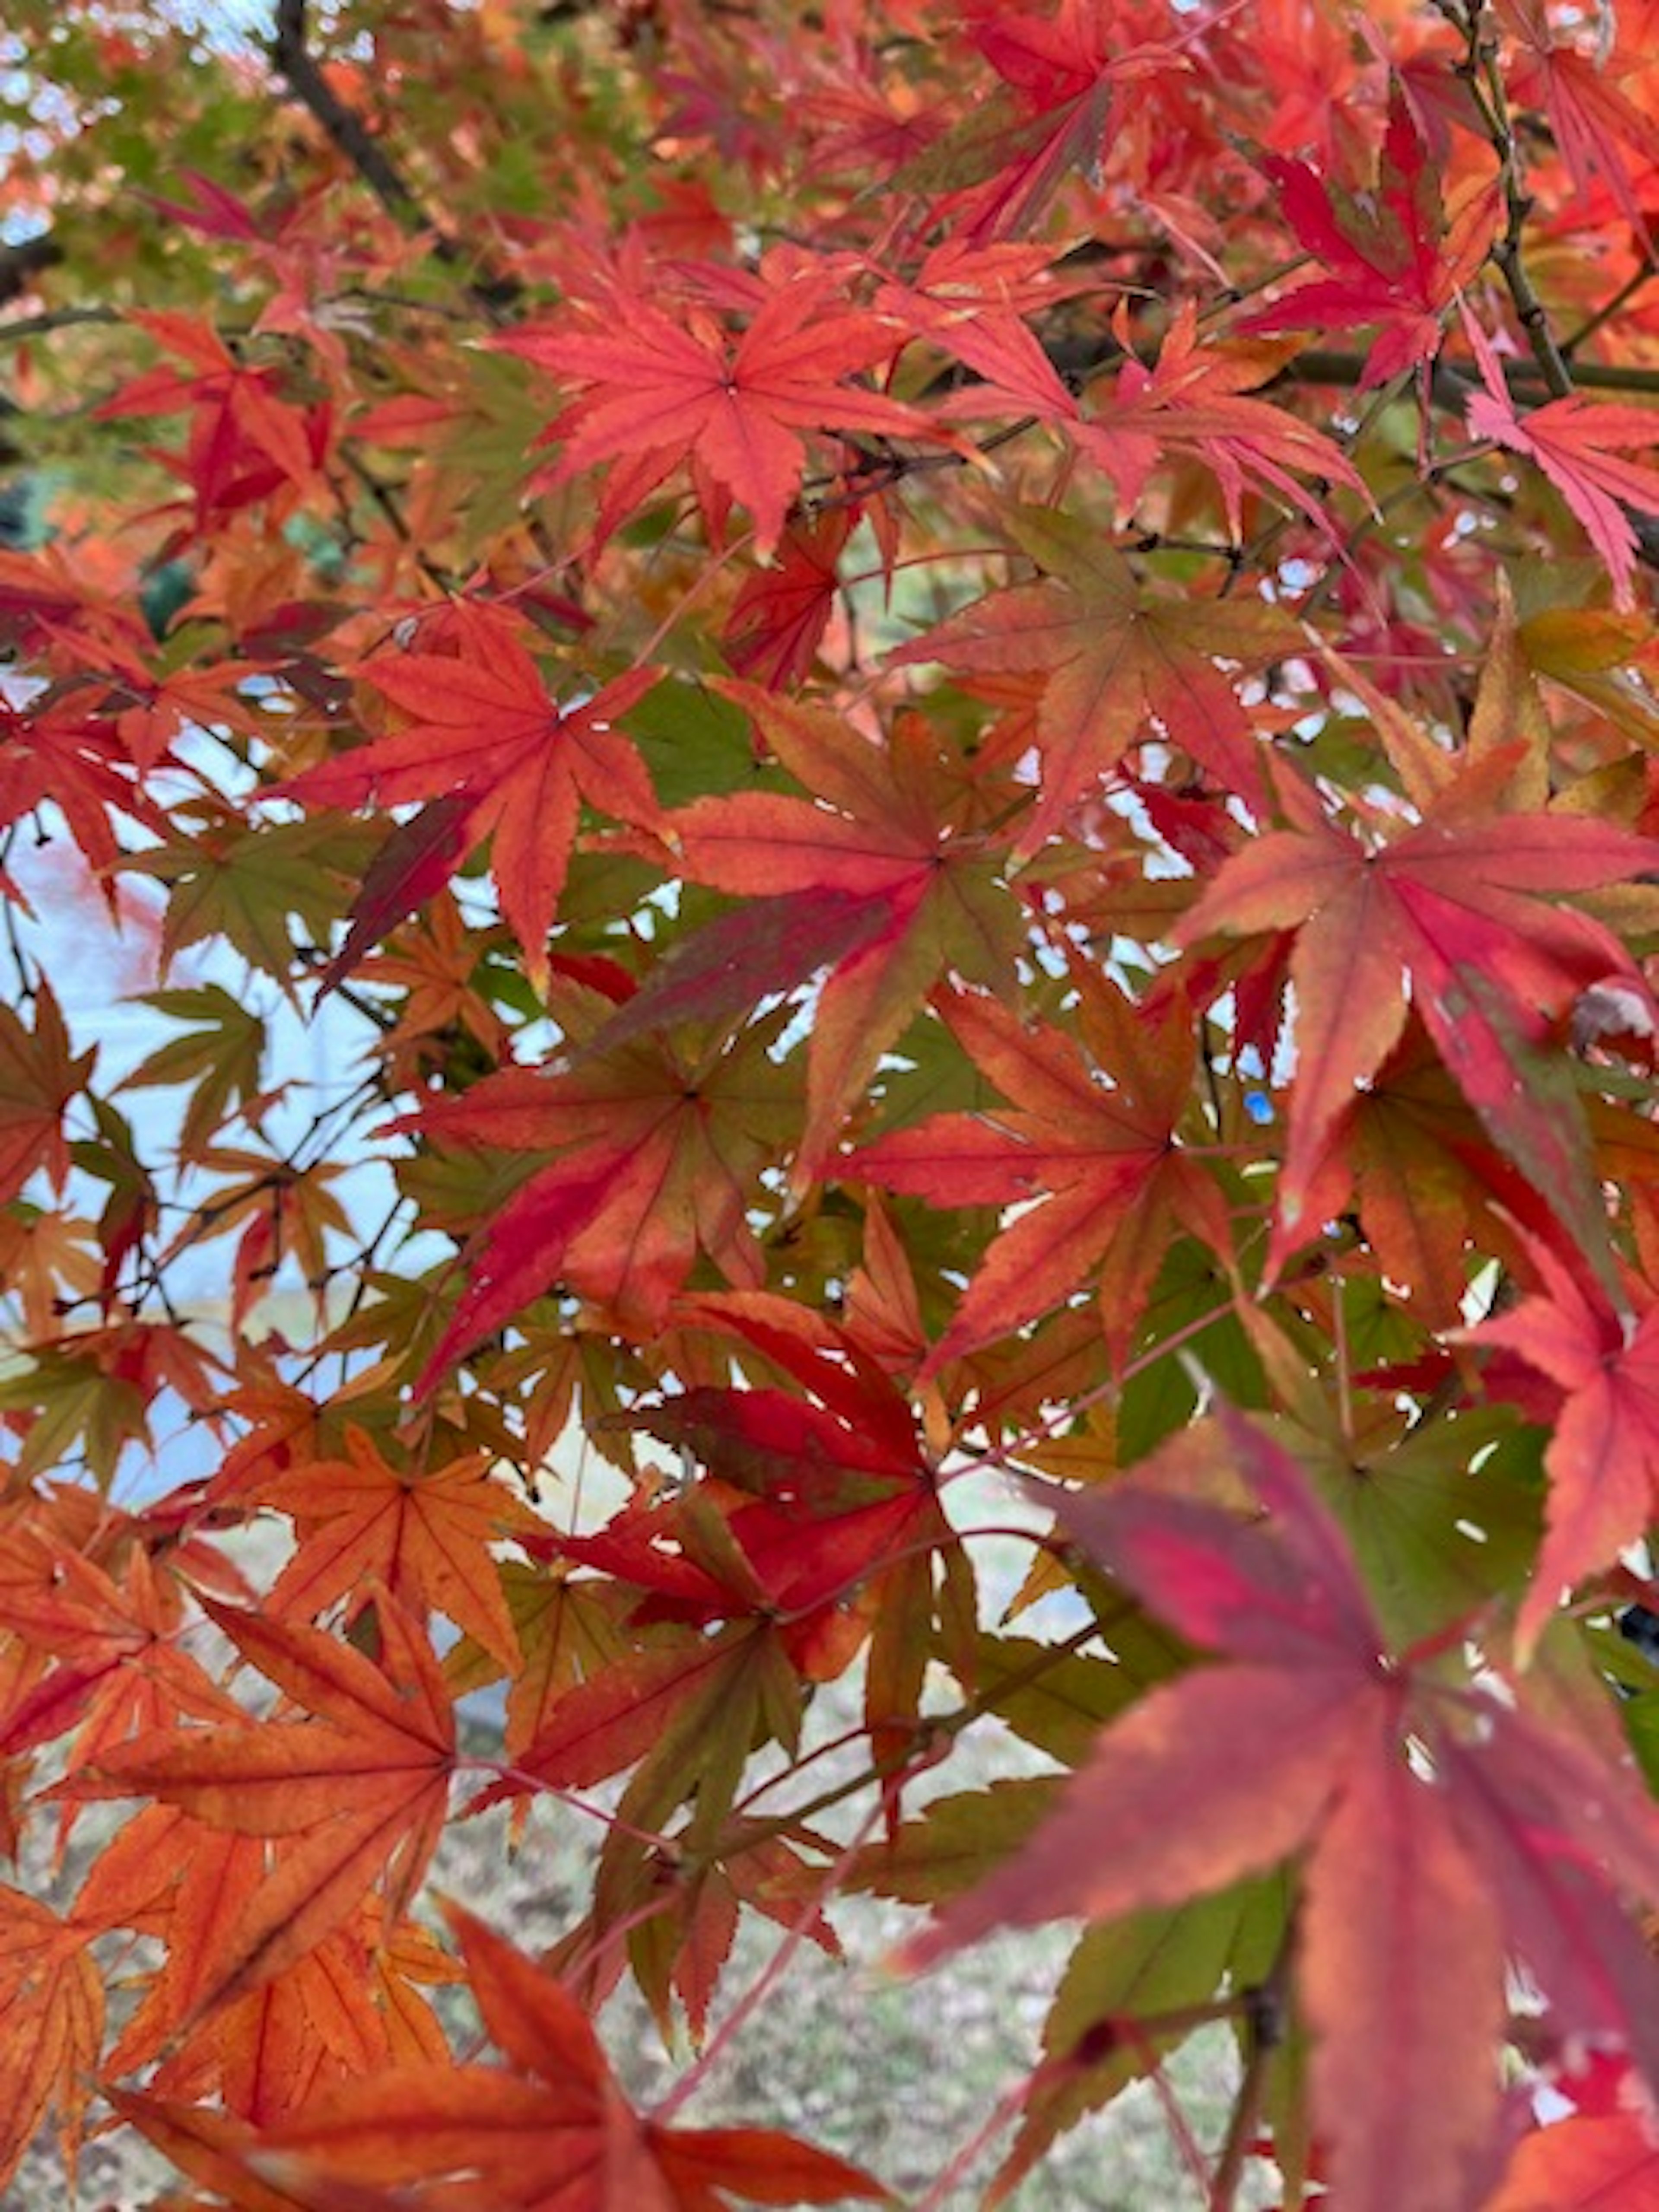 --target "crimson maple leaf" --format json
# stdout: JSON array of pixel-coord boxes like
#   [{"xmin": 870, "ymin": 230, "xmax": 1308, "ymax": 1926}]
[
  {"xmin": 275, "ymin": 604, "xmax": 659, "ymax": 986},
  {"xmin": 498, "ymin": 256, "xmax": 935, "ymax": 555},
  {"xmin": 721, "ymin": 505, "xmax": 857, "ymax": 689},
  {"xmin": 853, "ymin": 976, "xmax": 1232, "ymax": 1373},
  {"xmin": 403, "ymin": 979, "xmax": 799, "ymax": 1376},
  {"xmin": 901, "ymin": 1405, "xmax": 1659, "ymax": 2212},
  {"xmin": 1174, "ymin": 749, "xmax": 1659, "ymax": 1282},
  {"xmin": 1462, "ymin": 305, "xmax": 1659, "ymax": 610},
  {"xmin": 1245, "ymin": 85, "xmax": 1500, "ymax": 386}
]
